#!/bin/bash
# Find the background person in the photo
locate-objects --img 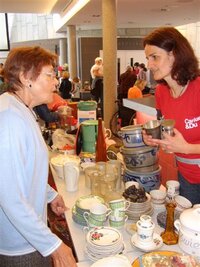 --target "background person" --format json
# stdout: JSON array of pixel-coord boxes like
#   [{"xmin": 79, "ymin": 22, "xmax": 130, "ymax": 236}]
[
  {"xmin": 90, "ymin": 56, "xmax": 103, "ymax": 90},
  {"xmin": 143, "ymin": 27, "xmax": 200, "ymax": 205},
  {"xmin": 59, "ymin": 71, "xmax": 72, "ymax": 100},
  {"xmin": 128, "ymin": 79, "xmax": 147, "ymax": 99},
  {"xmin": 0, "ymin": 46, "xmax": 77, "ymax": 267},
  {"xmin": 118, "ymin": 65, "xmax": 137, "ymax": 100},
  {"xmin": 71, "ymin": 76, "xmax": 81, "ymax": 101}
]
